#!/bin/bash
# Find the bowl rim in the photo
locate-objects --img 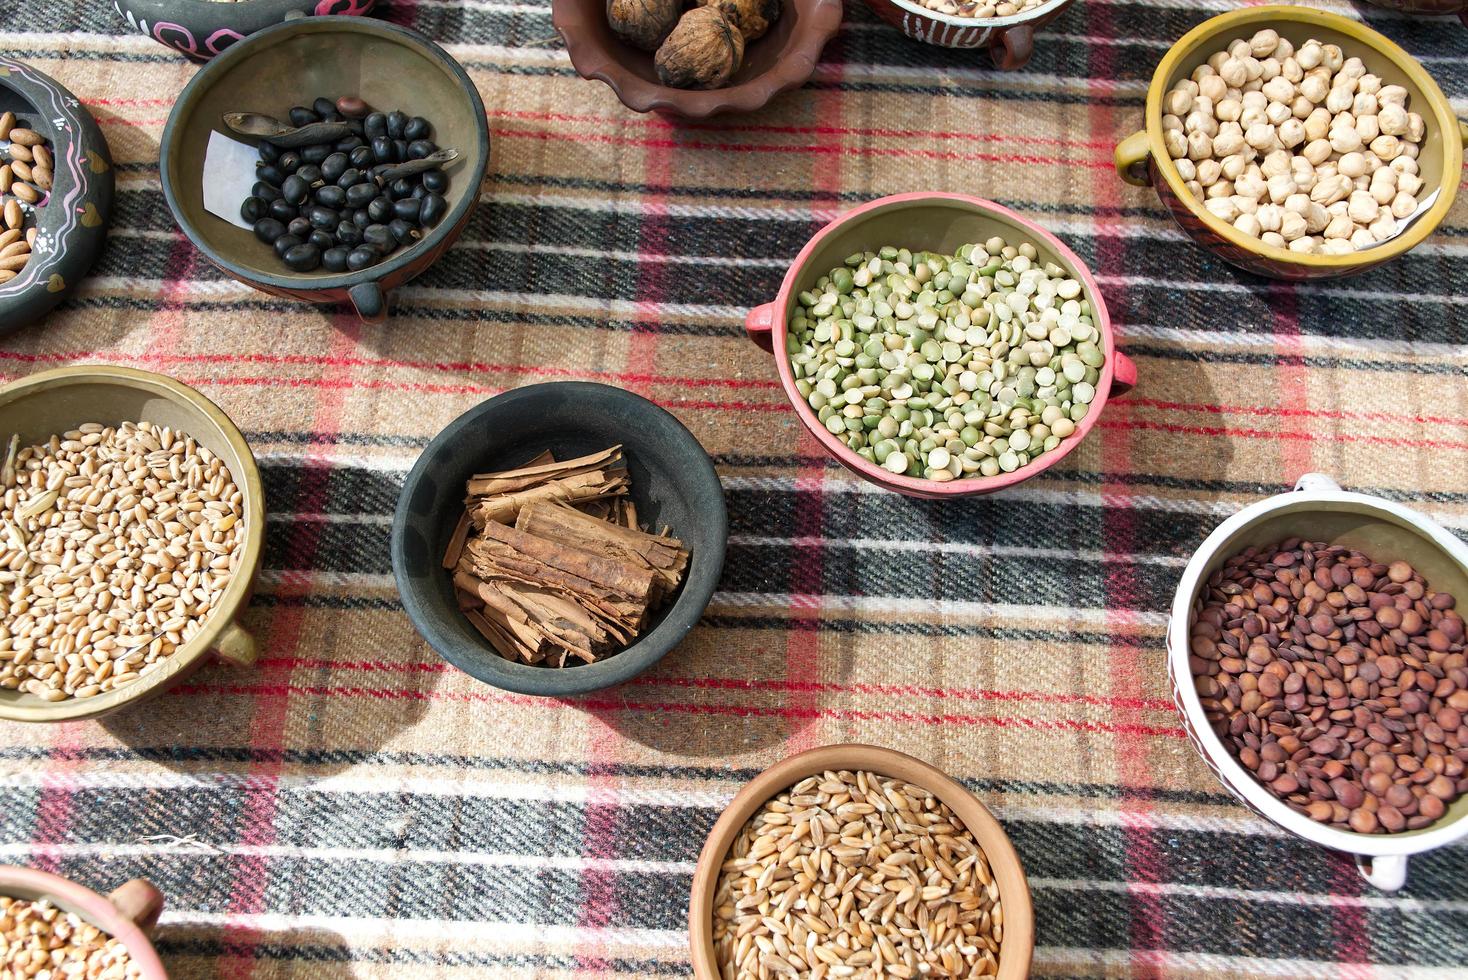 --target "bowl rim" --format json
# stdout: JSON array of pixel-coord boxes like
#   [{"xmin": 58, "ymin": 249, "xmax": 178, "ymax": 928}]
[
  {"xmin": 883, "ymin": 0, "xmax": 1074, "ymax": 29},
  {"xmin": 390, "ymin": 380, "xmax": 728, "ymax": 697},
  {"xmin": 0, "ymin": 365, "xmax": 266, "ymax": 723},
  {"xmin": 552, "ymin": 0, "xmax": 844, "ymax": 118},
  {"xmin": 158, "ymin": 14, "xmax": 489, "ymax": 292},
  {"xmin": 117, "ymin": 0, "xmax": 326, "ymax": 8},
  {"xmin": 1141, "ymin": 4, "xmax": 1465, "ymax": 270},
  {"xmin": 0, "ymin": 867, "xmax": 167, "ymax": 980},
  {"xmin": 686, "ymin": 743, "xmax": 1034, "ymax": 980},
  {"xmin": 765, "ymin": 191, "xmax": 1123, "ymax": 497},
  {"xmin": 1166, "ymin": 482, "xmax": 1468, "ymax": 856}
]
